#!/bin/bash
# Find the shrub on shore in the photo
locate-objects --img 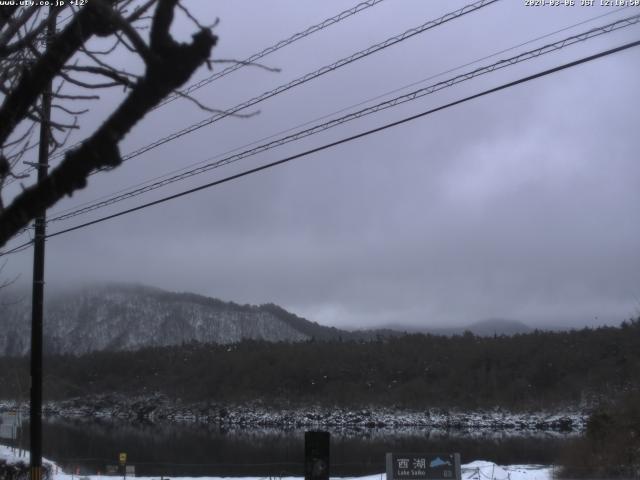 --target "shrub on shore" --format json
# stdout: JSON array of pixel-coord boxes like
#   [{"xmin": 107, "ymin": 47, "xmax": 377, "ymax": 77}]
[{"xmin": 558, "ymin": 391, "xmax": 640, "ymax": 478}]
